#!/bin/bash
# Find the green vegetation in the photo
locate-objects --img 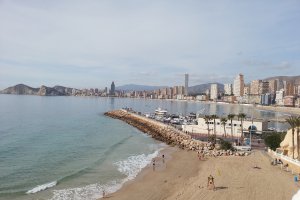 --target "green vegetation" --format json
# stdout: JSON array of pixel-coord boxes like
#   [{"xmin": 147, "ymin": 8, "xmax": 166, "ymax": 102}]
[
  {"xmin": 204, "ymin": 115, "xmax": 211, "ymax": 139},
  {"xmin": 220, "ymin": 139, "xmax": 234, "ymax": 151},
  {"xmin": 263, "ymin": 132, "xmax": 286, "ymax": 151},
  {"xmin": 221, "ymin": 117, "xmax": 228, "ymax": 138},
  {"xmin": 227, "ymin": 114, "xmax": 235, "ymax": 141},
  {"xmin": 238, "ymin": 113, "xmax": 246, "ymax": 139},
  {"xmin": 208, "ymin": 135, "xmax": 216, "ymax": 144}
]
